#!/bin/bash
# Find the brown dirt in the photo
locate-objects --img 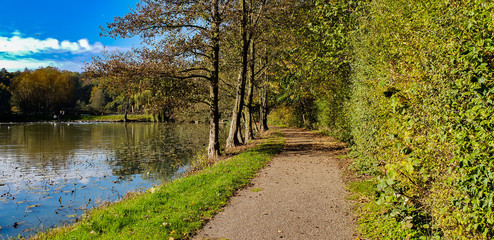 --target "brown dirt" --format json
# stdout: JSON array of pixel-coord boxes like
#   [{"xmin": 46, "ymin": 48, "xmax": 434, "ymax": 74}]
[{"xmin": 193, "ymin": 127, "xmax": 357, "ymax": 240}]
